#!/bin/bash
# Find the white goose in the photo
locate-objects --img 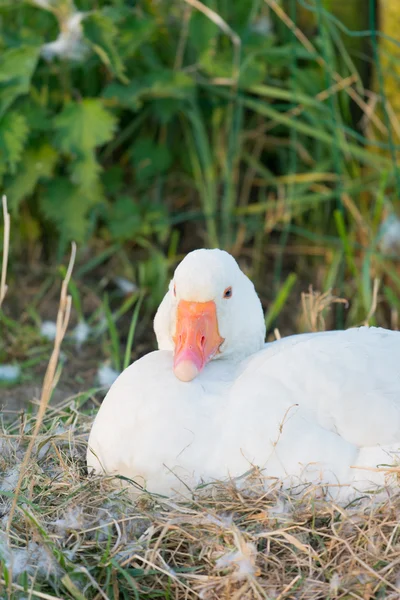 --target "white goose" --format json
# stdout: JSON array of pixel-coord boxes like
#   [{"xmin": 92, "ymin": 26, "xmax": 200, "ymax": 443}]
[{"xmin": 87, "ymin": 249, "xmax": 400, "ymax": 501}]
